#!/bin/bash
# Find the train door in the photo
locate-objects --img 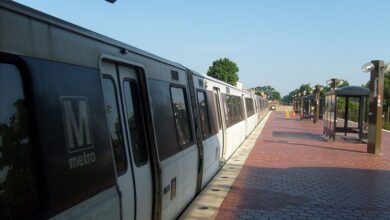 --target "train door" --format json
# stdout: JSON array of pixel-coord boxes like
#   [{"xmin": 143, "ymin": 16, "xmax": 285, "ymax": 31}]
[
  {"xmin": 213, "ymin": 88, "xmax": 226, "ymax": 162},
  {"xmin": 101, "ymin": 60, "xmax": 153, "ymax": 220}
]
